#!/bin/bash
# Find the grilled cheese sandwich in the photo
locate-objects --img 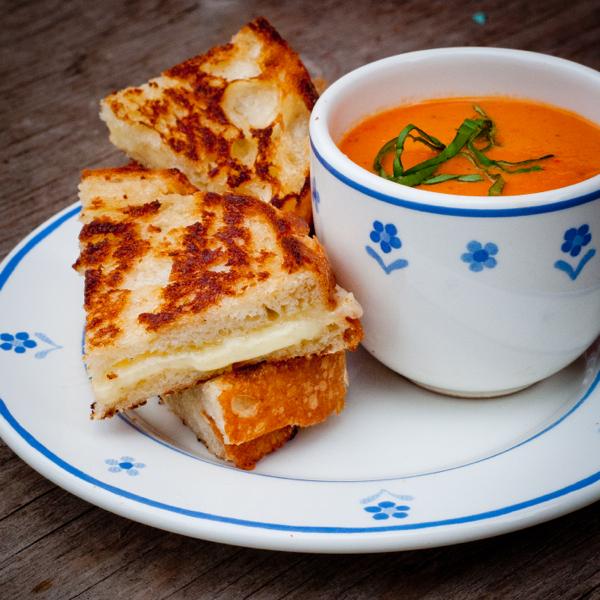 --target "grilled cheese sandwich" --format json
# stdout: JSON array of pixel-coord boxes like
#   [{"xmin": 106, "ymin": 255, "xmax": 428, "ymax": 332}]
[
  {"xmin": 74, "ymin": 166, "xmax": 362, "ymax": 419},
  {"xmin": 100, "ymin": 17, "xmax": 317, "ymax": 222},
  {"xmin": 78, "ymin": 20, "xmax": 364, "ymax": 469}
]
